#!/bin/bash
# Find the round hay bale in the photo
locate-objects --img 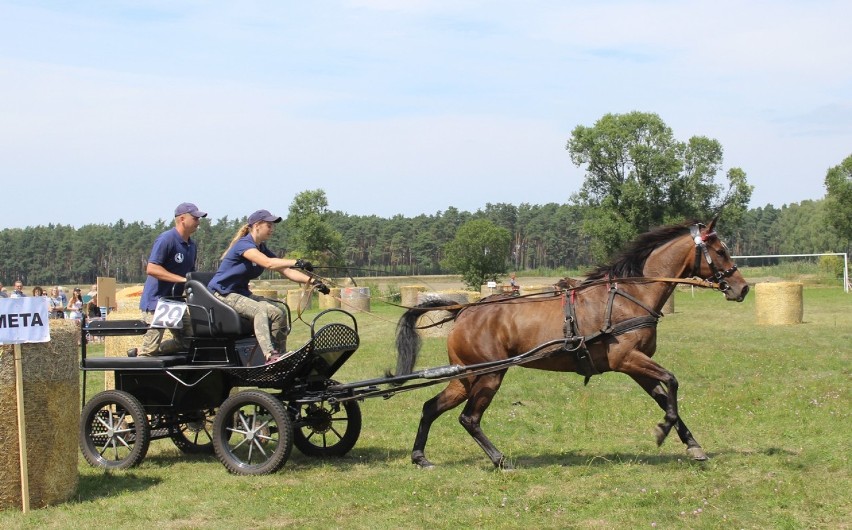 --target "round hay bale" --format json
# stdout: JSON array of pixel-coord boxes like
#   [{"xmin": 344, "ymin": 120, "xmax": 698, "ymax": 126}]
[
  {"xmin": 662, "ymin": 292, "xmax": 675, "ymax": 315},
  {"xmin": 416, "ymin": 291, "xmax": 470, "ymax": 338},
  {"xmin": 340, "ymin": 287, "xmax": 370, "ymax": 313},
  {"xmin": 254, "ymin": 289, "xmax": 279, "ymax": 301},
  {"xmin": 287, "ymin": 288, "xmax": 313, "ymax": 312},
  {"xmin": 755, "ymin": 282, "xmax": 803, "ymax": 325},
  {"xmin": 318, "ymin": 287, "xmax": 341, "ymax": 310},
  {"xmin": 400, "ymin": 285, "xmax": 427, "ymax": 307},
  {"xmin": 0, "ymin": 320, "xmax": 79, "ymax": 509}
]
